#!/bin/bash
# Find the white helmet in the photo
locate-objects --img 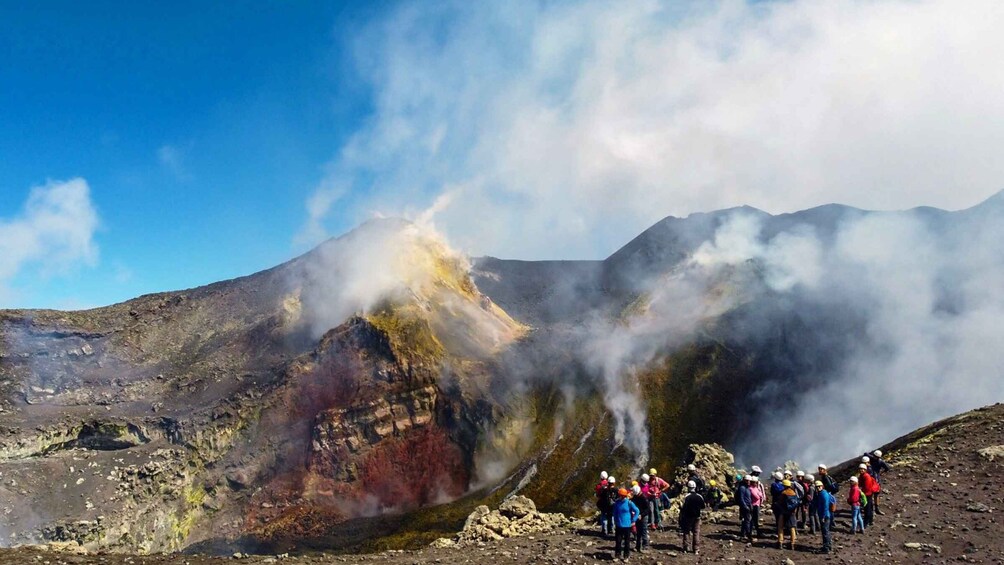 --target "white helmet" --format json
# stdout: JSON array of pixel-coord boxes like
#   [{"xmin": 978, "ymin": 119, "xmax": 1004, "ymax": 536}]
[
  {"xmin": 751, "ymin": 465, "xmax": 762, "ymax": 474},
  {"xmin": 632, "ymin": 485, "xmax": 641, "ymax": 496},
  {"xmin": 601, "ymin": 471, "xmax": 609, "ymax": 480},
  {"xmin": 850, "ymin": 476, "xmax": 859, "ymax": 483},
  {"xmin": 873, "ymin": 450, "xmax": 883, "ymax": 458},
  {"xmin": 687, "ymin": 480, "xmax": 697, "ymax": 490},
  {"xmin": 796, "ymin": 470, "xmax": 805, "ymax": 477},
  {"xmin": 817, "ymin": 463, "xmax": 827, "ymax": 470},
  {"xmin": 773, "ymin": 471, "xmax": 784, "ymax": 481},
  {"xmin": 806, "ymin": 474, "xmax": 814, "ymax": 482},
  {"xmin": 641, "ymin": 473, "xmax": 650, "ymax": 482},
  {"xmin": 862, "ymin": 456, "xmax": 870, "ymax": 463},
  {"xmin": 609, "ymin": 476, "xmax": 617, "ymax": 484},
  {"xmin": 687, "ymin": 464, "xmax": 696, "ymax": 472},
  {"xmin": 744, "ymin": 475, "xmax": 754, "ymax": 481},
  {"xmin": 858, "ymin": 463, "xmax": 868, "ymax": 470}
]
